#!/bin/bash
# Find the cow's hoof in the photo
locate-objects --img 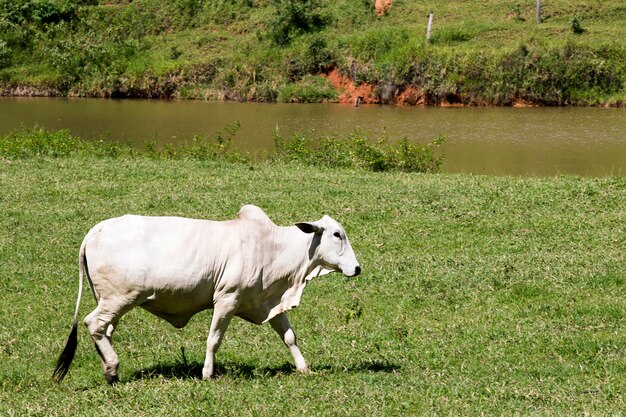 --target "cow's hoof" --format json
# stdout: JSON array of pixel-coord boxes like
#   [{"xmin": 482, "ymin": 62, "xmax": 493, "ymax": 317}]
[{"xmin": 201, "ymin": 367, "xmax": 213, "ymax": 380}]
